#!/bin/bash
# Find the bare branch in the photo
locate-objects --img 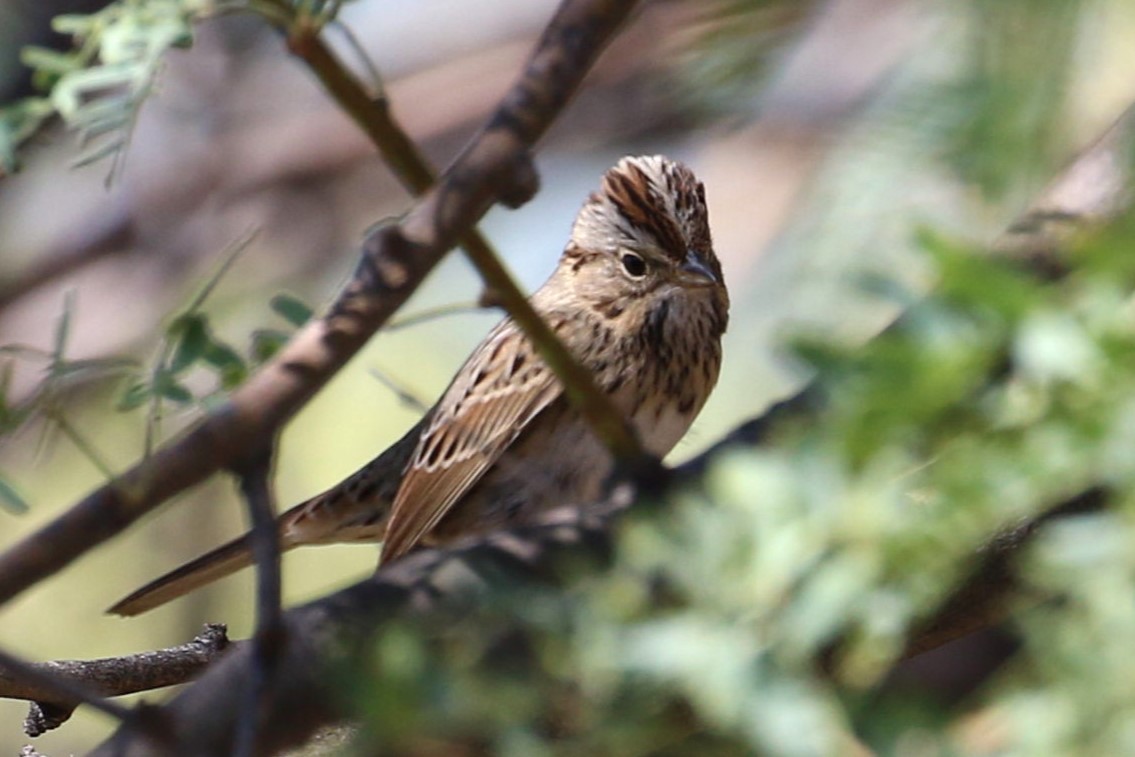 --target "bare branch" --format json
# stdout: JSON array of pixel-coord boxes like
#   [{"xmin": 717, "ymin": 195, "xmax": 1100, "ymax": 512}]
[
  {"xmin": 0, "ymin": 624, "xmax": 229, "ymax": 736},
  {"xmin": 0, "ymin": 0, "xmax": 641, "ymax": 608}
]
